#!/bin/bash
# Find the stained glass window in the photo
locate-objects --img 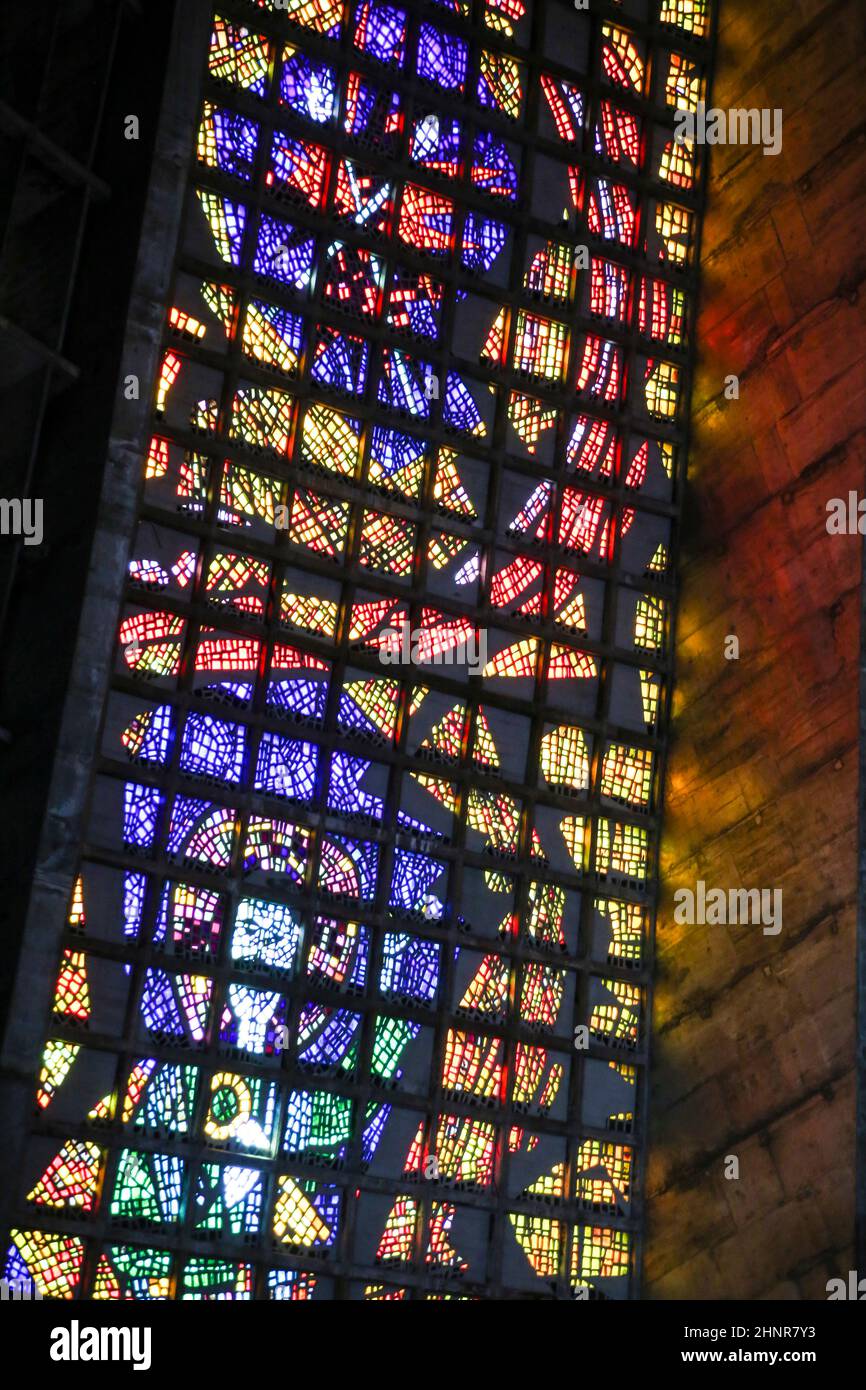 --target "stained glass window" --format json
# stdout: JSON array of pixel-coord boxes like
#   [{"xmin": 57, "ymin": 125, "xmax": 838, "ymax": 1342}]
[{"xmin": 9, "ymin": 0, "xmax": 713, "ymax": 1304}]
